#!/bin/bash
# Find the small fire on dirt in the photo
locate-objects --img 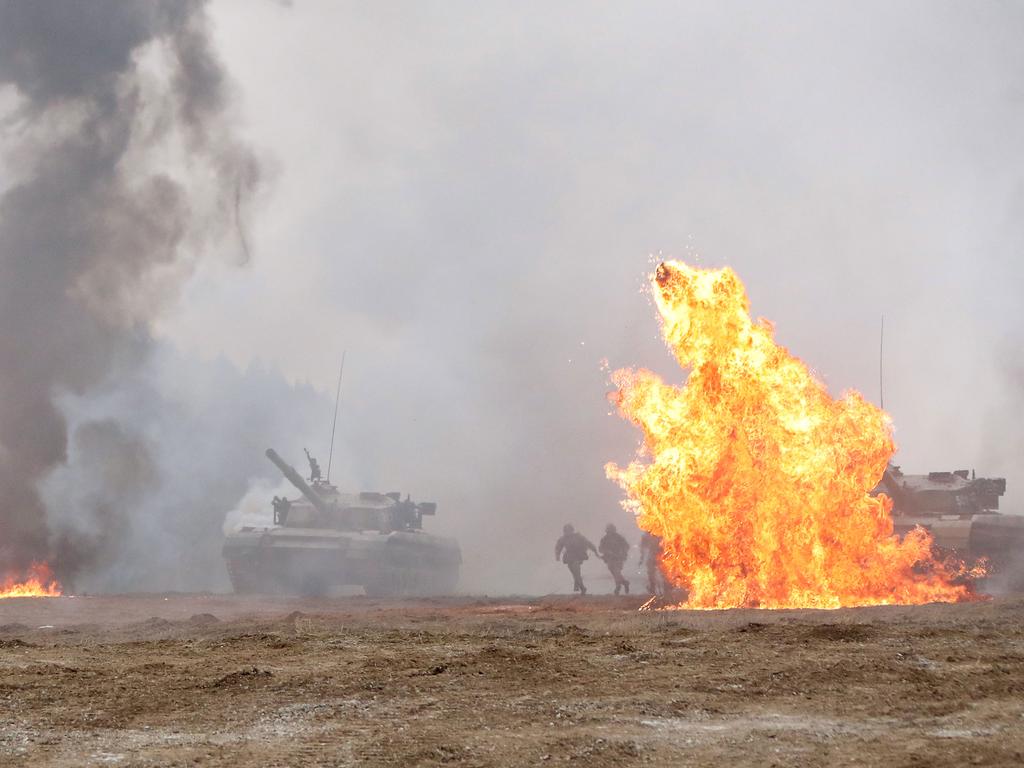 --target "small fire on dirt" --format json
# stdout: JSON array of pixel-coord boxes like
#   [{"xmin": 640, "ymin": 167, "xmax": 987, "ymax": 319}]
[
  {"xmin": 606, "ymin": 261, "xmax": 977, "ymax": 610},
  {"xmin": 0, "ymin": 562, "xmax": 62, "ymax": 599}
]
